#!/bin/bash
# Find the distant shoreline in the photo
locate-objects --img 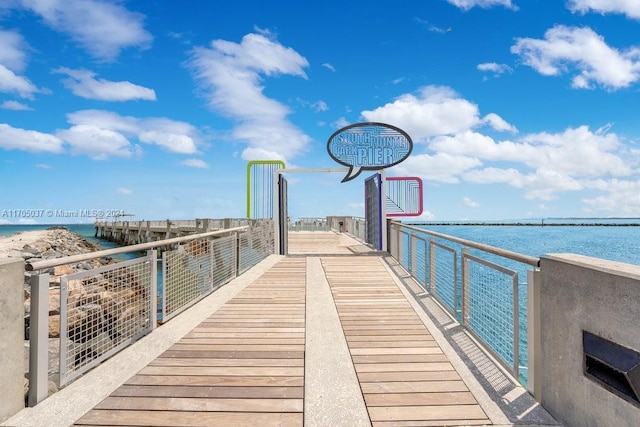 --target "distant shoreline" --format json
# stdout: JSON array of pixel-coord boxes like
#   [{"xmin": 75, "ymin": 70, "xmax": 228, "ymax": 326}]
[{"xmin": 410, "ymin": 222, "xmax": 640, "ymax": 226}]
